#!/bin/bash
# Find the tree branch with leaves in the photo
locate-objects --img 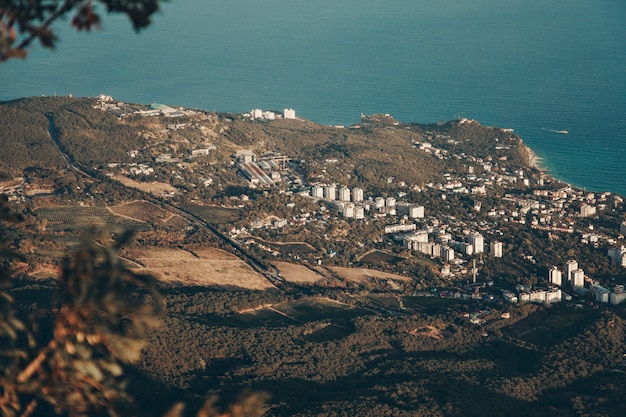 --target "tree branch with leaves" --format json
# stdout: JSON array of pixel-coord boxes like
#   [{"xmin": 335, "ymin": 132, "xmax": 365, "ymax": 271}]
[{"xmin": 0, "ymin": 0, "xmax": 164, "ymax": 61}]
